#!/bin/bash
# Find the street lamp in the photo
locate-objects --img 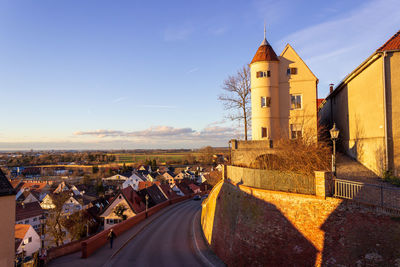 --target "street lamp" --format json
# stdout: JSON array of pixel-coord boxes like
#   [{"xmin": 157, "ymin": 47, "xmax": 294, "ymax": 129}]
[
  {"xmin": 39, "ymin": 215, "xmax": 47, "ymax": 266},
  {"xmin": 330, "ymin": 123, "xmax": 340, "ymax": 177},
  {"xmin": 145, "ymin": 194, "xmax": 149, "ymax": 215}
]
